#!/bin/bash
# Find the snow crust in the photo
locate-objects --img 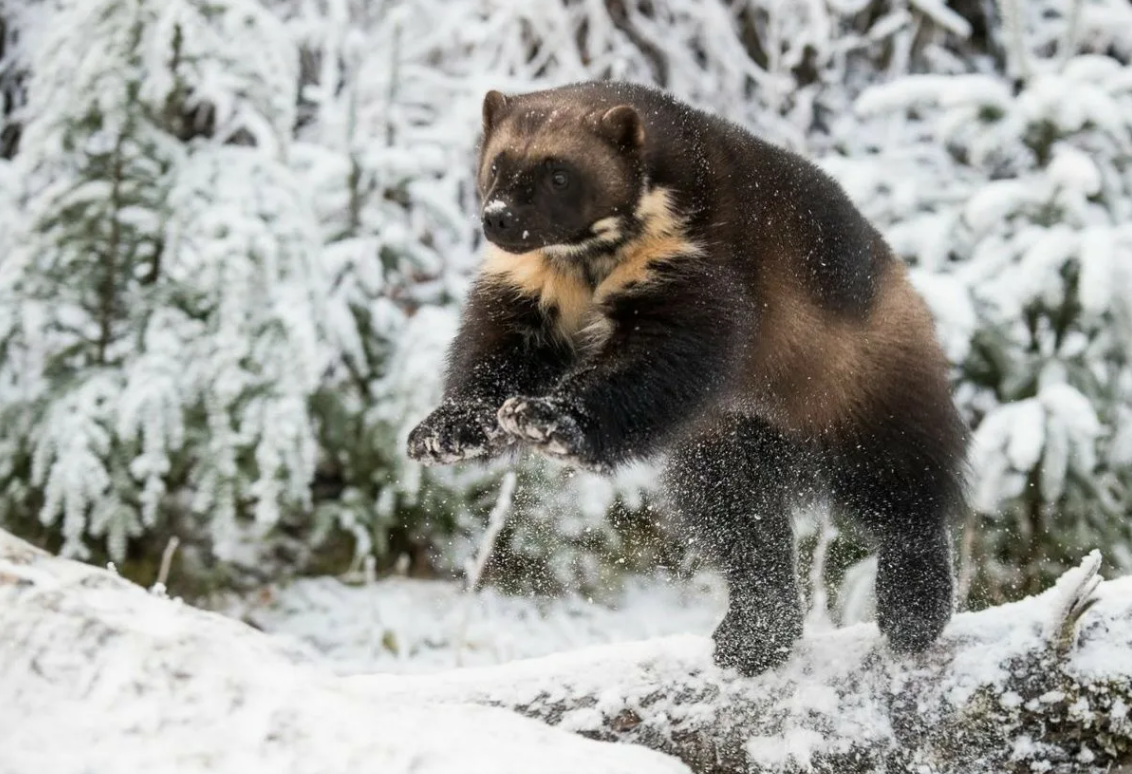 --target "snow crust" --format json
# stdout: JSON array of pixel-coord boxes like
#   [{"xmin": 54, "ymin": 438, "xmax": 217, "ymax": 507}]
[
  {"xmin": 0, "ymin": 530, "xmax": 689, "ymax": 774},
  {"xmin": 4, "ymin": 529, "xmax": 1132, "ymax": 774},
  {"xmin": 220, "ymin": 572, "xmax": 725, "ymax": 674}
]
